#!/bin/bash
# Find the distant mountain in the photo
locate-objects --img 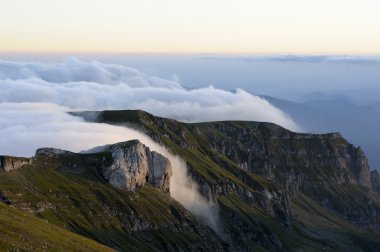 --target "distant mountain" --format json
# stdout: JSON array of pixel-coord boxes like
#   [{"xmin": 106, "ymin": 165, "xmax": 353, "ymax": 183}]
[
  {"xmin": 298, "ymin": 91, "xmax": 350, "ymax": 103},
  {"xmin": 1, "ymin": 110, "xmax": 380, "ymax": 251},
  {"xmin": 341, "ymin": 86, "xmax": 380, "ymax": 103}
]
